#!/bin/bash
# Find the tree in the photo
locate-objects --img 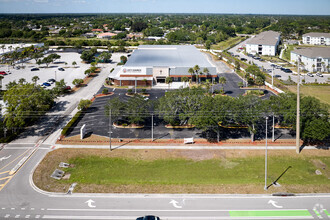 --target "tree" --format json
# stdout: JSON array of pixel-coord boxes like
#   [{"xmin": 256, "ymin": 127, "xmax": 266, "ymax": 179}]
[
  {"xmin": 182, "ymin": 76, "xmax": 189, "ymax": 87},
  {"xmin": 3, "ymin": 82, "xmax": 54, "ymax": 130},
  {"xmin": 188, "ymin": 68, "xmax": 194, "ymax": 83},
  {"xmin": 165, "ymin": 76, "xmax": 172, "ymax": 89},
  {"xmin": 36, "ymin": 59, "xmax": 43, "ymax": 67},
  {"xmin": 126, "ymin": 95, "xmax": 150, "ymax": 125},
  {"xmin": 72, "ymin": 78, "xmax": 84, "ymax": 87},
  {"xmin": 52, "ymin": 79, "xmax": 67, "ymax": 96},
  {"xmin": 72, "ymin": 61, "xmax": 77, "ymax": 67},
  {"xmin": 204, "ymin": 40, "xmax": 212, "ymax": 50},
  {"xmin": 78, "ymin": 99, "xmax": 92, "ymax": 111},
  {"xmin": 235, "ymin": 60, "xmax": 240, "ymax": 71},
  {"xmin": 193, "ymin": 65, "xmax": 200, "ymax": 84},
  {"xmin": 84, "ymin": 69, "xmax": 92, "ymax": 76},
  {"xmin": 18, "ymin": 78, "xmax": 26, "ymax": 84},
  {"xmin": 120, "ymin": 56, "xmax": 127, "ymax": 64},
  {"xmin": 80, "ymin": 50, "xmax": 95, "ymax": 63},
  {"xmin": 32, "ymin": 76, "xmax": 39, "ymax": 85},
  {"xmin": 98, "ymin": 52, "xmax": 112, "ymax": 63},
  {"xmin": 219, "ymin": 76, "xmax": 227, "ymax": 92},
  {"xmin": 32, "ymin": 52, "xmax": 43, "ymax": 64}
]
